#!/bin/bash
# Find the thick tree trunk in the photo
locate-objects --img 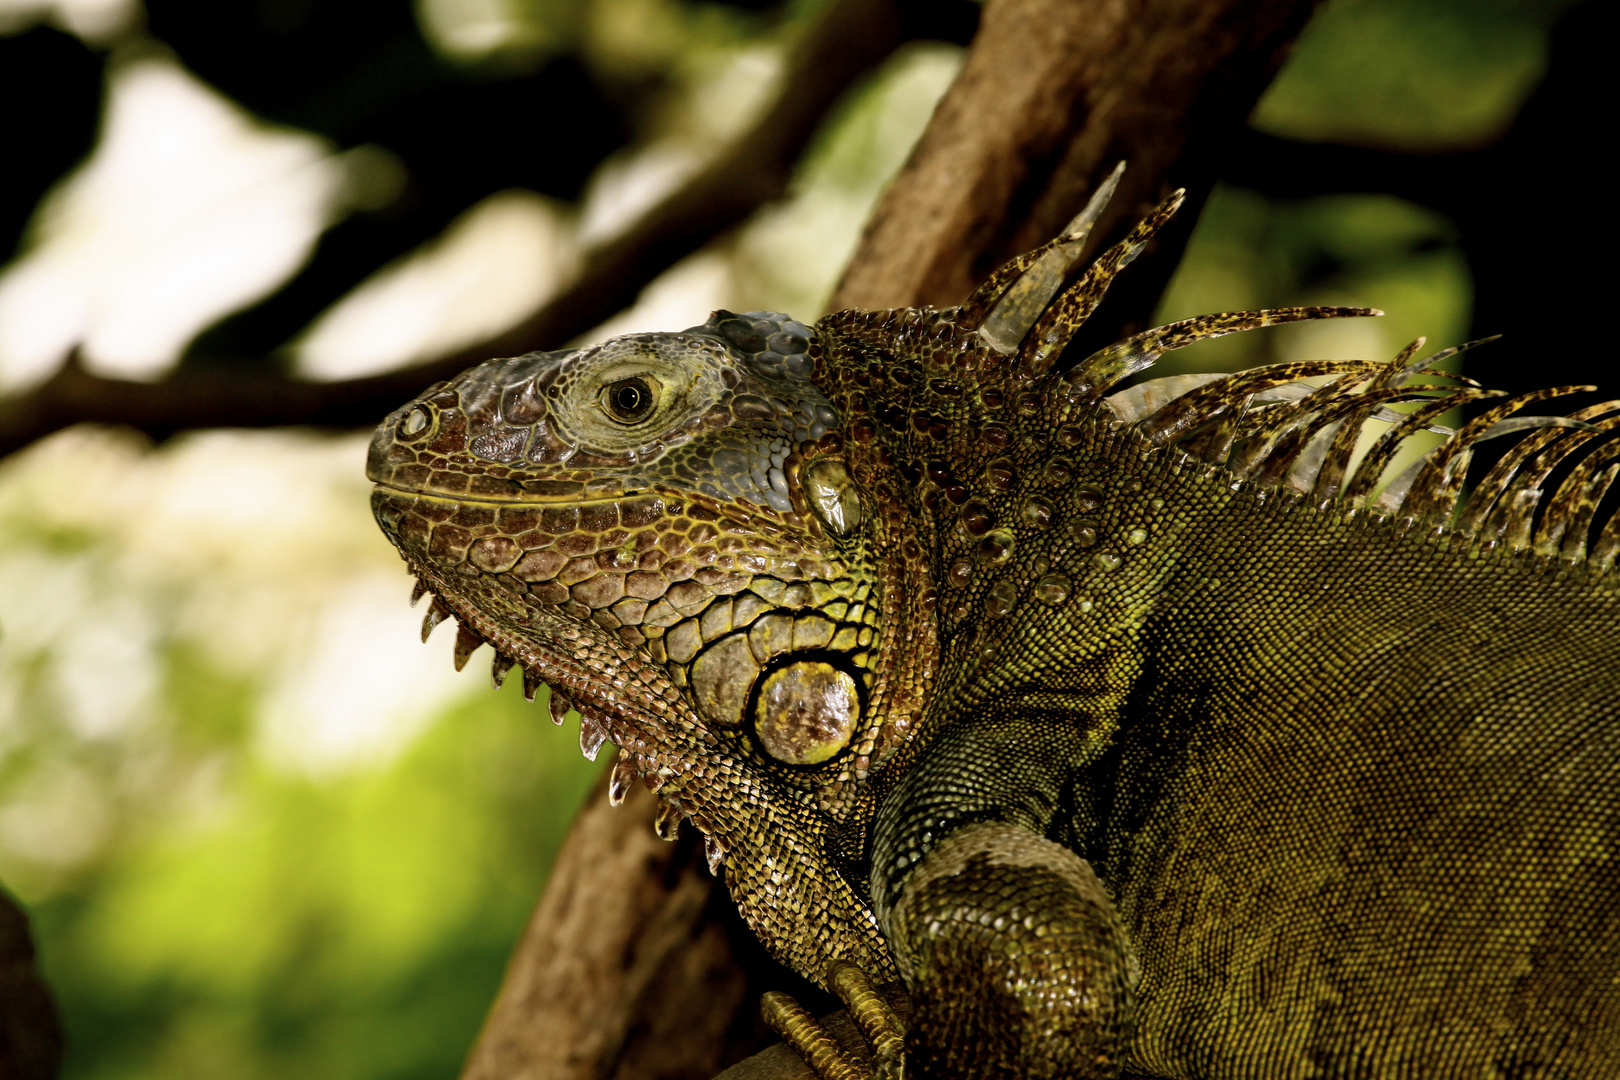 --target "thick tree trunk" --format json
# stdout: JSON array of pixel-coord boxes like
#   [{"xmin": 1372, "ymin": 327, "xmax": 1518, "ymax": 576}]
[
  {"xmin": 459, "ymin": 1, "xmax": 1323, "ymax": 1076},
  {"xmin": 459, "ymin": 771, "xmax": 768, "ymax": 1080},
  {"xmin": 833, "ymin": 0, "xmax": 1322, "ymax": 348}
]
